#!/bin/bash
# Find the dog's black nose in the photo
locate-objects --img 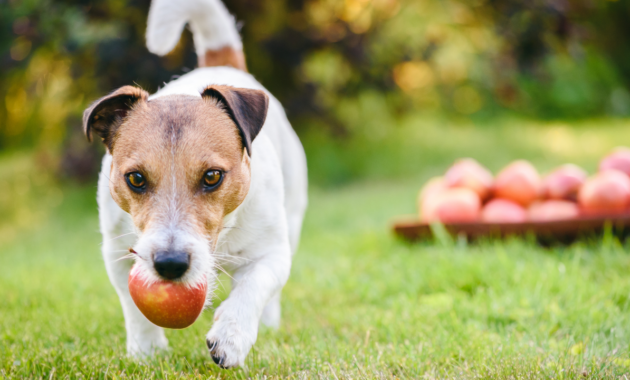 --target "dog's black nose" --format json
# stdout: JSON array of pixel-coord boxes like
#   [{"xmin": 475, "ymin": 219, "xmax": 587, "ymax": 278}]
[{"xmin": 153, "ymin": 251, "xmax": 190, "ymax": 280}]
